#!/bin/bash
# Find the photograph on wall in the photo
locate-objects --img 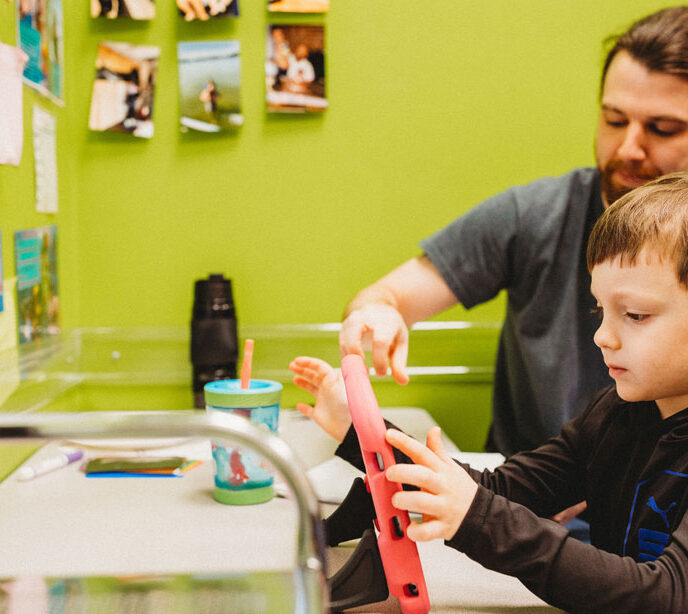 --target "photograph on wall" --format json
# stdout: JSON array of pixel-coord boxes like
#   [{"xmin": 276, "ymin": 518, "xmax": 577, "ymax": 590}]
[
  {"xmin": 178, "ymin": 40, "xmax": 243, "ymax": 132},
  {"xmin": 265, "ymin": 25, "xmax": 326, "ymax": 113},
  {"xmin": 90, "ymin": 0, "xmax": 155, "ymax": 20},
  {"xmin": 177, "ymin": 0, "xmax": 238, "ymax": 21},
  {"xmin": 88, "ymin": 42, "xmax": 160, "ymax": 139},
  {"xmin": 17, "ymin": 0, "xmax": 64, "ymax": 102},
  {"xmin": 14, "ymin": 225, "xmax": 59, "ymax": 345},
  {"xmin": 268, "ymin": 0, "xmax": 329, "ymax": 13}
]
